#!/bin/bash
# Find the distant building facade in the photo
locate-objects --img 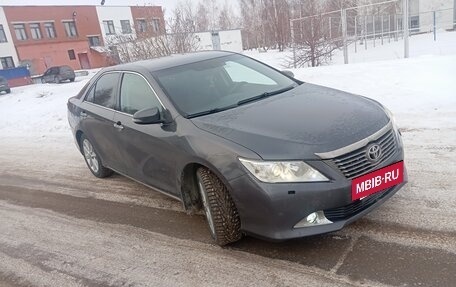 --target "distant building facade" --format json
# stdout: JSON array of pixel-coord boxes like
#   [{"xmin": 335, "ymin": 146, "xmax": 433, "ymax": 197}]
[
  {"xmin": 0, "ymin": 7, "xmax": 19, "ymax": 70},
  {"xmin": 195, "ymin": 29, "xmax": 243, "ymax": 53},
  {"xmin": 0, "ymin": 5, "xmax": 165, "ymax": 75}
]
